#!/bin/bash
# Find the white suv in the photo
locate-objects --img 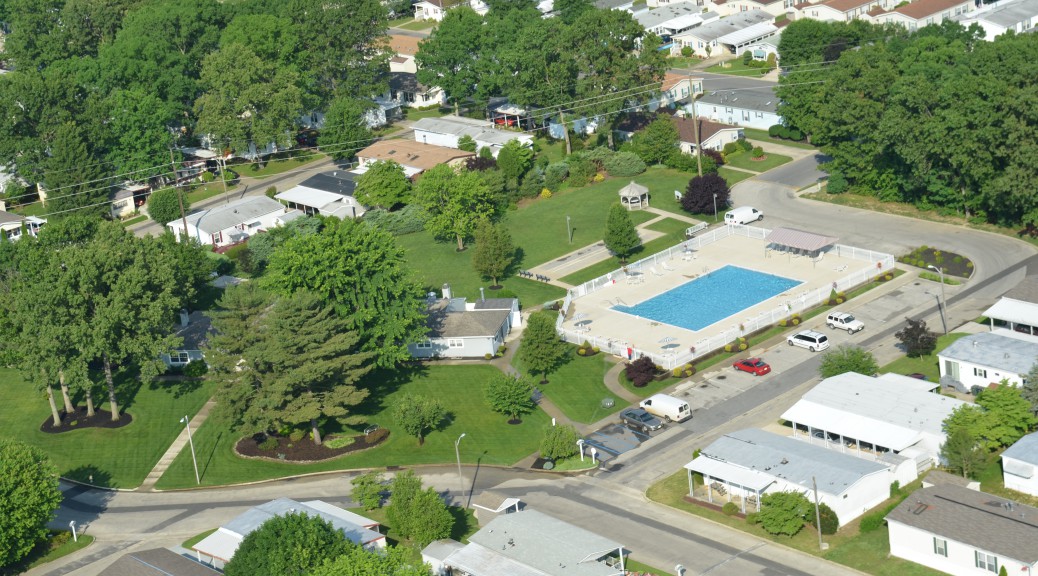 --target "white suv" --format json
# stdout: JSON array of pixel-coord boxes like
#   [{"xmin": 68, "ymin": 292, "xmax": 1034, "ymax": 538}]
[
  {"xmin": 826, "ymin": 312, "xmax": 865, "ymax": 334},
  {"xmin": 787, "ymin": 330, "xmax": 830, "ymax": 352}
]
